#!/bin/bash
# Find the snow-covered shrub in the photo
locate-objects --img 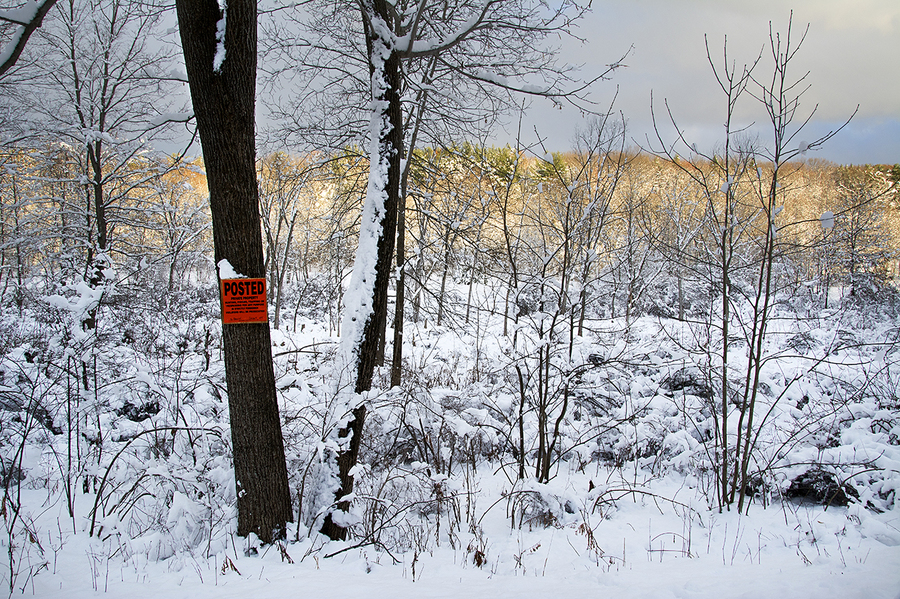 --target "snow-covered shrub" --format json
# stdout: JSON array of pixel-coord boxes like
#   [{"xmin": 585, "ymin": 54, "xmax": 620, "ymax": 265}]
[
  {"xmin": 350, "ymin": 463, "xmax": 463, "ymax": 553},
  {"xmin": 506, "ymin": 479, "xmax": 579, "ymax": 530},
  {"xmin": 87, "ymin": 426, "xmax": 235, "ymax": 561}
]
